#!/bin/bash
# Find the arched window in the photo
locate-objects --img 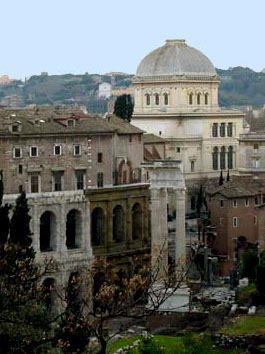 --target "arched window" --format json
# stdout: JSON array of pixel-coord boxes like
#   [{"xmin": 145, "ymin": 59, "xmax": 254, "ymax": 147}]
[
  {"xmin": 41, "ymin": 278, "xmax": 56, "ymax": 311},
  {"xmin": 228, "ymin": 146, "xmax": 233, "ymax": 169},
  {"xmin": 191, "ymin": 160, "xmax": 195, "ymax": 172},
  {"xmin": 191, "ymin": 196, "xmax": 196, "ymax": 211},
  {"xmin": 197, "ymin": 93, "xmax": 201, "ymax": 105},
  {"xmin": 212, "ymin": 147, "xmax": 218, "ymax": 170},
  {"xmin": 40, "ymin": 211, "xmax": 56, "ymax": 252},
  {"xmin": 164, "ymin": 93, "xmax": 169, "ymax": 105},
  {"xmin": 66, "ymin": 209, "xmax": 82, "ymax": 249},
  {"xmin": 132, "ymin": 203, "xmax": 143, "ymax": 240},
  {"xmin": 146, "ymin": 94, "xmax": 150, "ymax": 106},
  {"xmin": 155, "ymin": 93, "xmax": 159, "ymax": 105},
  {"xmin": 113, "ymin": 205, "xmax": 124, "ymax": 242},
  {"xmin": 205, "ymin": 93, "xmax": 209, "ymax": 105},
  {"xmin": 220, "ymin": 146, "xmax": 226, "ymax": 170},
  {"xmin": 189, "ymin": 93, "xmax": 193, "ymax": 105},
  {"xmin": 67, "ymin": 272, "xmax": 81, "ymax": 316},
  {"xmin": 91, "ymin": 207, "xmax": 105, "ymax": 246}
]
